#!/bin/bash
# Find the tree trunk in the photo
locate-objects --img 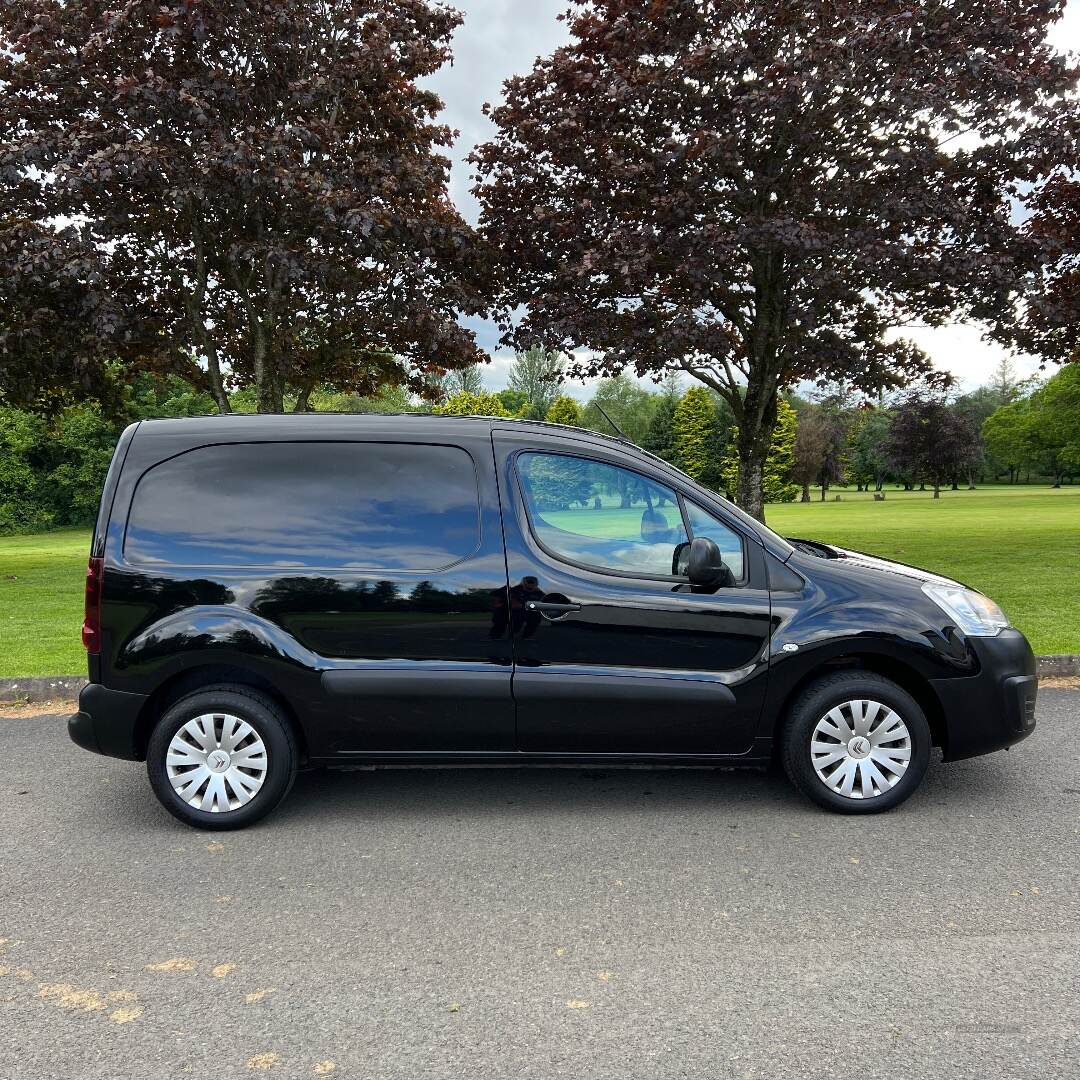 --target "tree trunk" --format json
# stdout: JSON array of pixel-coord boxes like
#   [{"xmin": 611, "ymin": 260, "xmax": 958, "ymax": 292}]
[
  {"xmin": 293, "ymin": 377, "xmax": 317, "ymax": 413},
  {"xmin": 252, "ymin": 325, "xmax": 284, "ymax": 413},
  {"xmin": 684, "ymin": 314, "xmax": 778, "ymax": 523},
  {"xmin": 820, "ymin": 479, "xmax": 828, "ymax": 502},
  {"xmin": 800, "ymin": 482, "xmax": 811, "ymax": 503},
  {"xmin": 204, "ymin": 341, "xmax": 231, "ymax": 414},
  {"xmin": 734, "ymin": 426, "xmax": 769, "ymax": 523},
  {"xmin": 875, "ymin": 478, "xmax": 883, "ymax": 492},
  {"xmin": 933, "ymin": 480, "xmax": 940, "ymax": 498}
]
